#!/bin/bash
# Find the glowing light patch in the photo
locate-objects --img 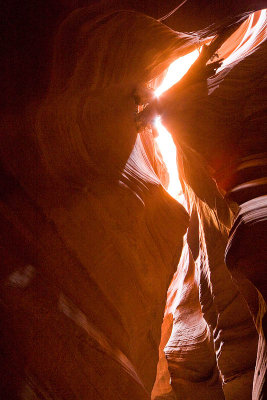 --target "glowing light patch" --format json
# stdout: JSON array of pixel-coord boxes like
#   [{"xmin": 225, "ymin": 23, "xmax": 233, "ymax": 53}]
[
  {"xmin": 154, "ymin": 49, "xmax": 201, "ymax": 205},
  {"xmin": 153, "ymin": 10, "xmax": 266, "ymax": 204},
  {"xmin": 154, "ymin": 117, "xmax": 185, "ymax": 205},
  {"xmin": 218, "ymin": 9, "xmax": 267, "ymax": 72},
  {"xmin": 154, "ymin": 49, "xmax": 200, "ymax": 97}
]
